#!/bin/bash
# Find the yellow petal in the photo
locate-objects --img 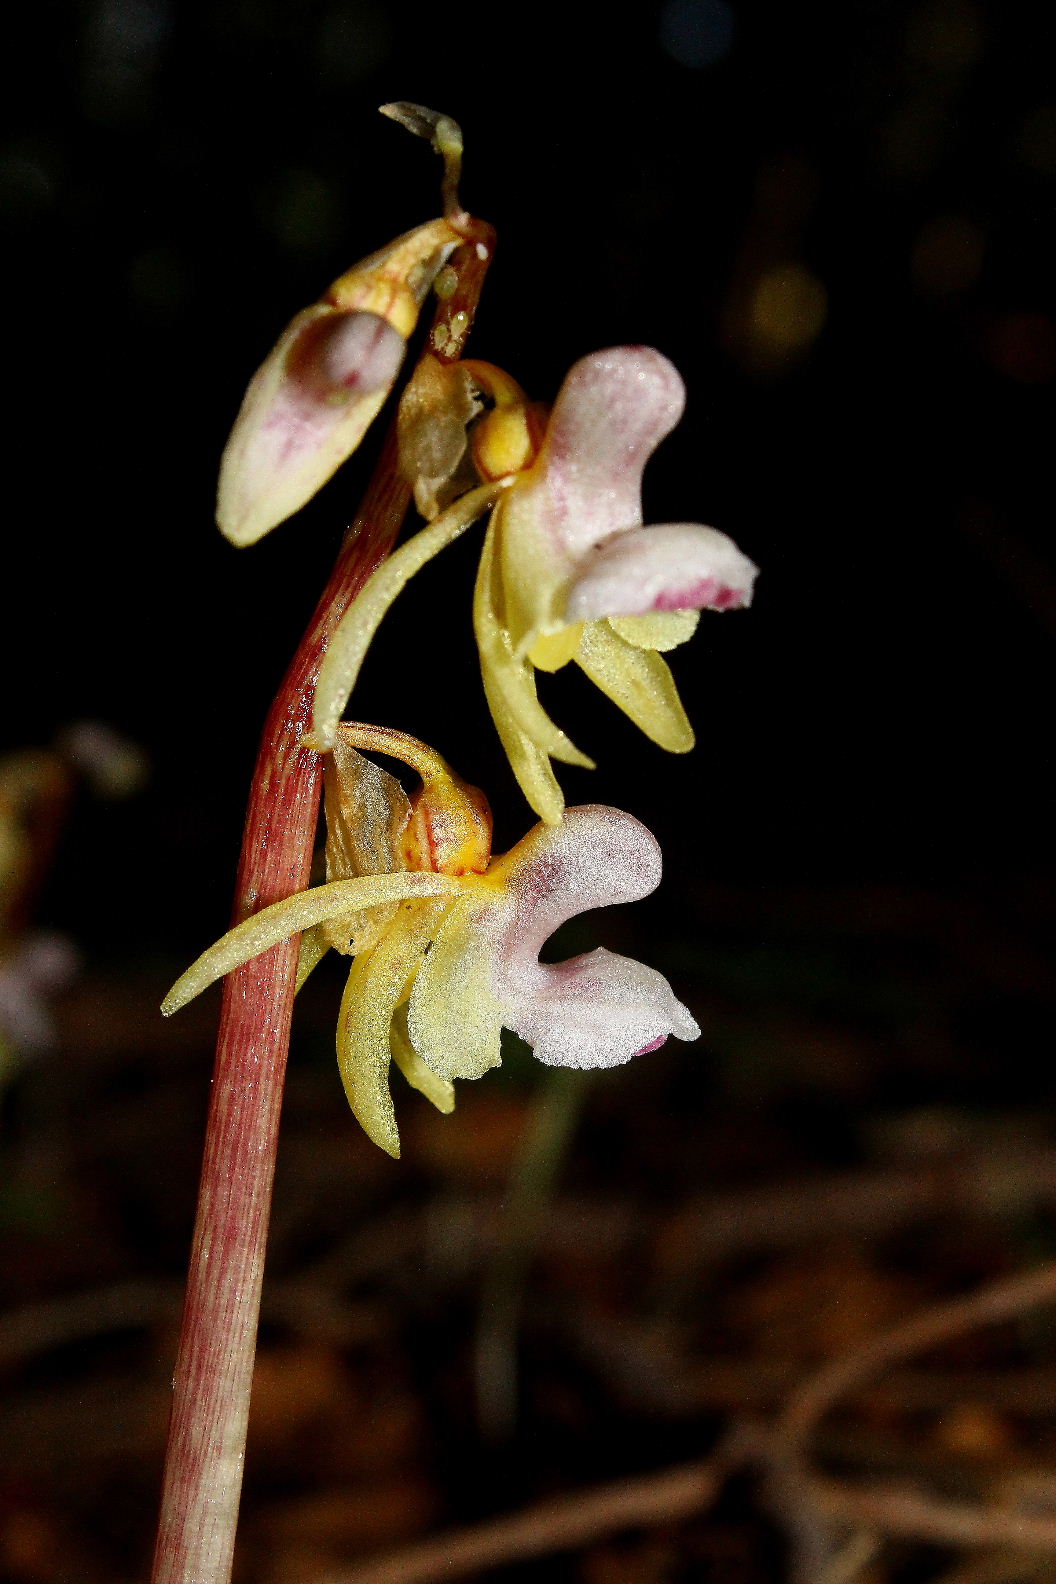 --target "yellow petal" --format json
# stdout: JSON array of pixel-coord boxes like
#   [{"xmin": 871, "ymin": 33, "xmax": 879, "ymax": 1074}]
[
  {"xmin": 474, "ymin": 518, "xmax": 593, "ymax": 770},
  {"xmin": 473, "ymin": 520, "xmax": 571, "ymax": 823},
  {"xmin": 407, "ymin": 894, "xmax": 508, "ymax": 1081},
  {"xmin": 336, "ymin": 899, "xmax": 449, "ymax": 1157},
  {"xmin": 607, "ymin": 610, "xmax": 700, "ymax": 652},
  {"xmin": 481, "ymin": 659, "xmax": 567, "ymax": 826},
  {"xmin": 528, "ymin": 623, "xmax": 584, "ymax": 672},
  {"xmin": 575, "ymin": 622, "xmax": 695, "ymax": 753},
  {"xmin": 389, "ymin": 1003, "xmax": 455, "ymax": 1114},
  {"xmin": 161, "ymin": 871, "xmax": 469, "ymax": 1015},
  {"xmin": 307, "ymin": 478, "xmax": 509, "ymax": 752}
]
